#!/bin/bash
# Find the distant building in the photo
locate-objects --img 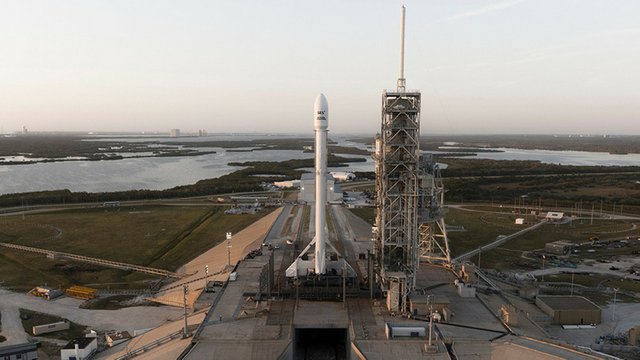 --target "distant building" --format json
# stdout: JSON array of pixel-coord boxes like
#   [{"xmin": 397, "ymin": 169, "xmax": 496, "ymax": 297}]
[
  {"xmin": 545, "ymin": 240, "xmax": 575, "ymax": 255},
  {"xmin": 197, "ymin": 129, "xmax": 207, "ymax": 137},
  {"xmin": 0, "ymin": 343, "xmax": 38, "ymax": 360},
  {"xmin": 515, "ymin": 218, "xmax": 525, "ymax": 225},
  {"xmin": 535, "ymin": 295, "xmax": 601, "ymax": 325},
  {"xmin": 545, "ymin": 212, "xmax": 564, "ymax": 222},
  {"xmin": 330, "ymin": 171, "xmax": 356, "ymax": 182},
  {"xmin": 60, "ymin": 337, "xmax": 97, "ymax": 360},
  {"xmin": 170, "ymin": 128, "xmax": 181, "ymax": 138},
  {"xmin": 273, "ymin": 180, "xmax": 301, "ymax": 189},
  {"xmin": 299, "ymin": 173, "xmax": 342, "ymax": 203}
]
